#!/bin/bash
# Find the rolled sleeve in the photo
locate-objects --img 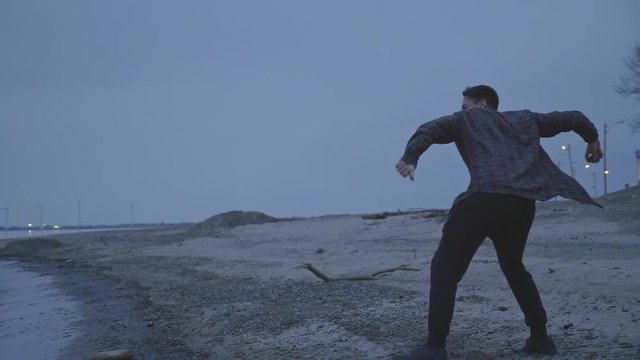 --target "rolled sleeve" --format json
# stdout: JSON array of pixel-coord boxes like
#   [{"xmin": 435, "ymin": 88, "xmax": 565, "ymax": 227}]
[
  {"xmin": 401, "ymin": 114, "xmax": 461, "ymax": 167},
  {"xmin": 536, "ymin": 111, "xmax": 599, "ymax": 143}
]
